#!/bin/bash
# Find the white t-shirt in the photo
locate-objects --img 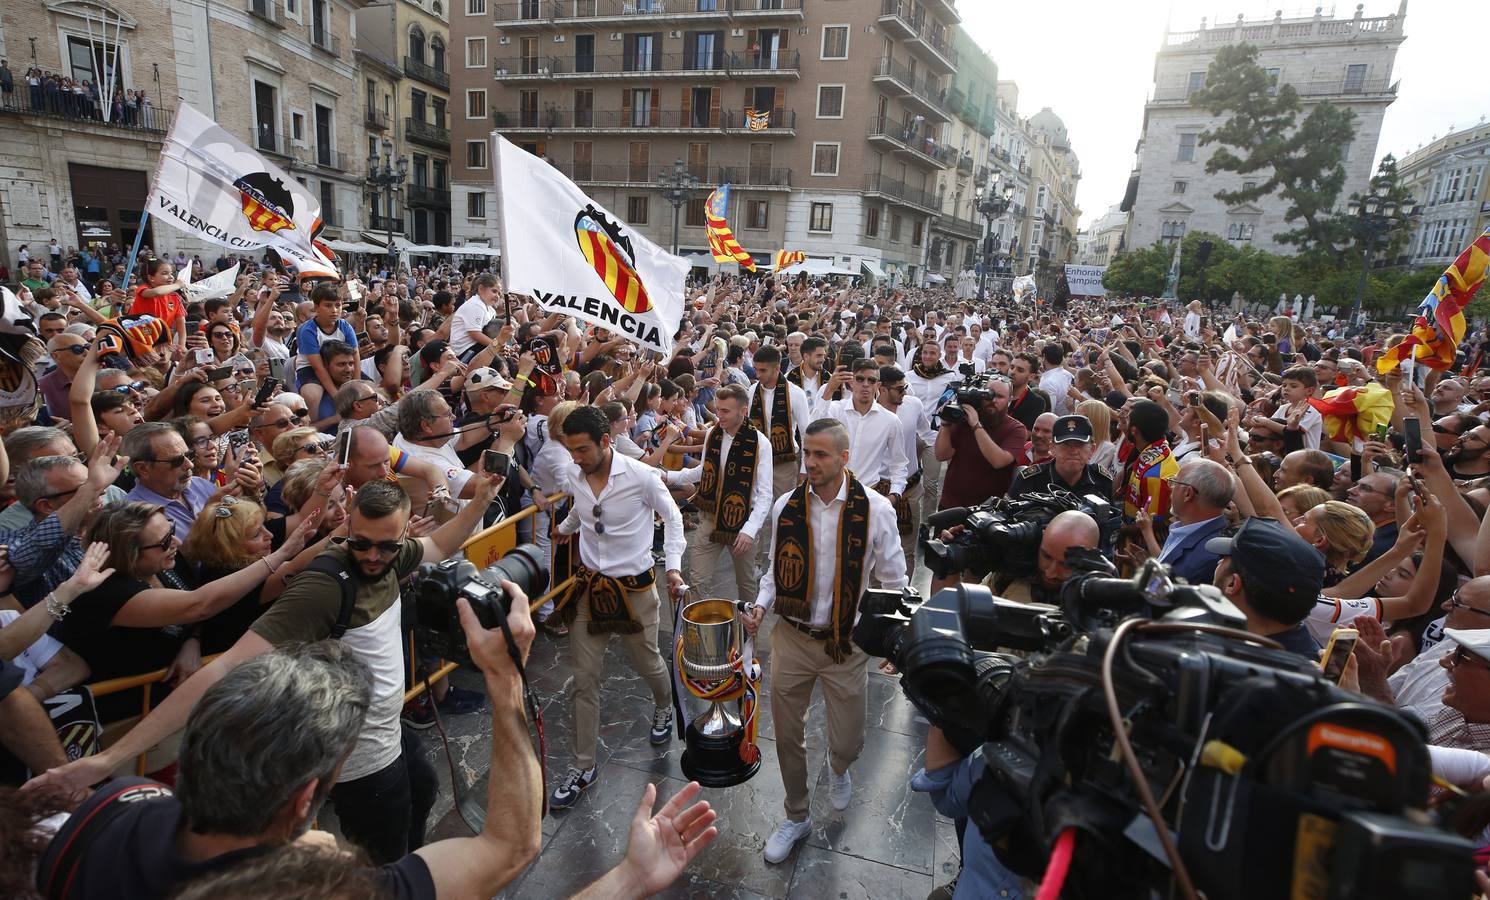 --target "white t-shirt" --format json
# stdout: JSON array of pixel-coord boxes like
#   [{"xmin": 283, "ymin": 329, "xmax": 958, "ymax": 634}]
[
  {"xmin": 0, "ymin": 609, "xmax": 63, "ymax": 683},
  {"xmin": 1039, "ymin": 367, "xmax": 1076, "ymax": 417},
  {"xmin": 448, "ymin": 296, "xmax": 494, "ymax": 357},
  {"xmin": 1272, "ymin": 402, "xmax": 1324, "ymax": 449},
  {"xmin": 1304, "ymin": 595, "xmax": 1382, "ymax": 646},
  {"xmin": 392, "ymin": 434, "xmax": 474, "ymax": 502}
]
